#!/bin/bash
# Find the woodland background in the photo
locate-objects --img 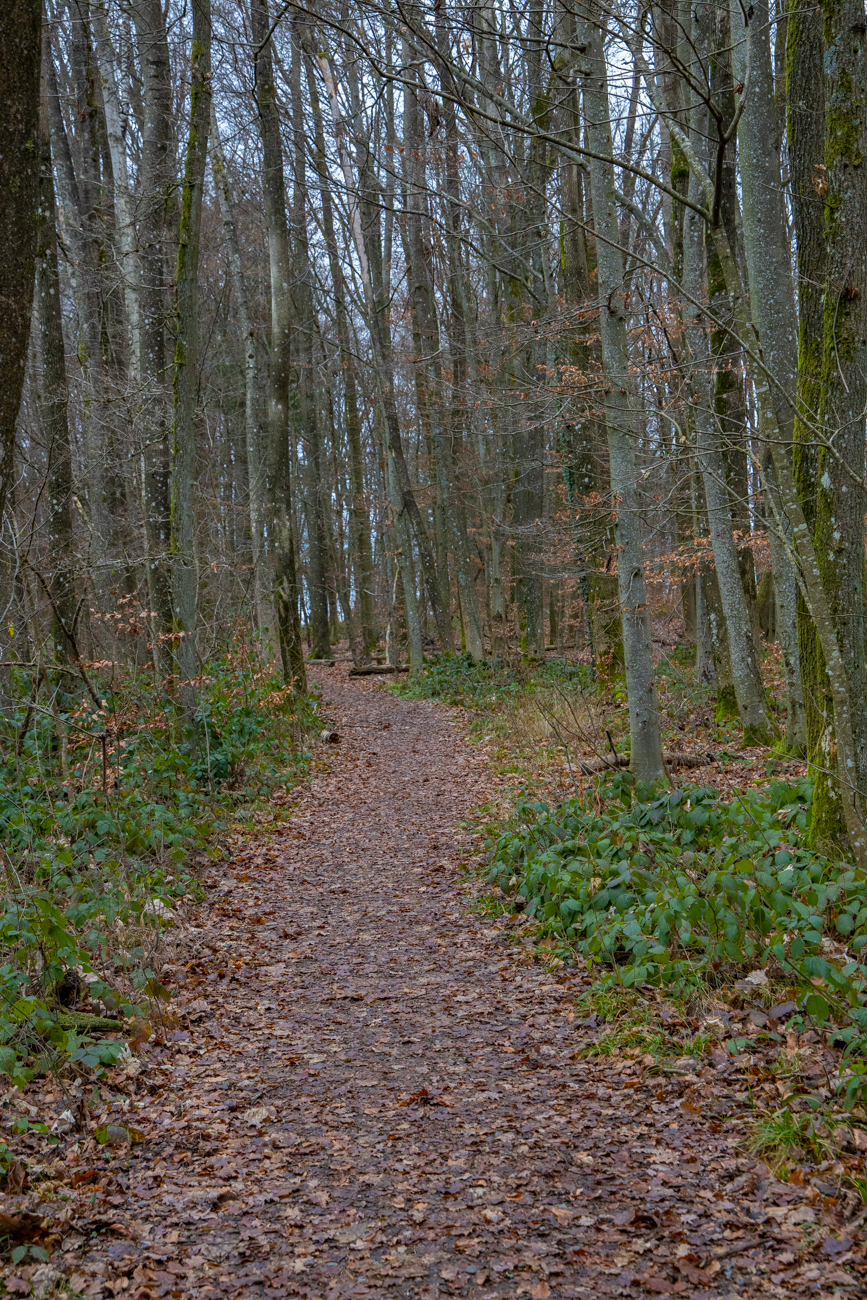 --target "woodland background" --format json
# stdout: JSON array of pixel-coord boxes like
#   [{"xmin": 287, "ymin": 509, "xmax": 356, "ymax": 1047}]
[
  {"xmin": 3, "ymin": 0, "xmax": 866, "ymax": 851},
  {"xmin": 1, "ymin": 0, "xmax": 867, "ymax": 1219}
]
